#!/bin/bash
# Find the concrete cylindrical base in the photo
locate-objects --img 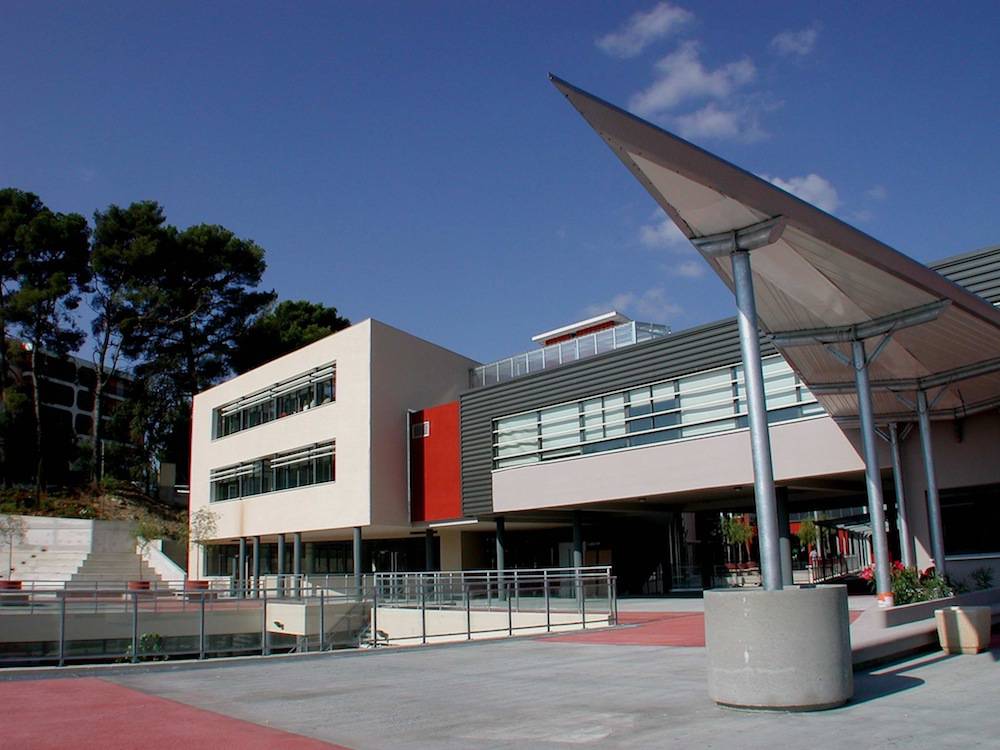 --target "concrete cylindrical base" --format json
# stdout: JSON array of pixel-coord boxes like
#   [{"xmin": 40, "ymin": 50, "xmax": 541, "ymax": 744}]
[{"xmin": 705, "ymin": 585, "xmax": 853, "ymax": 711}]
